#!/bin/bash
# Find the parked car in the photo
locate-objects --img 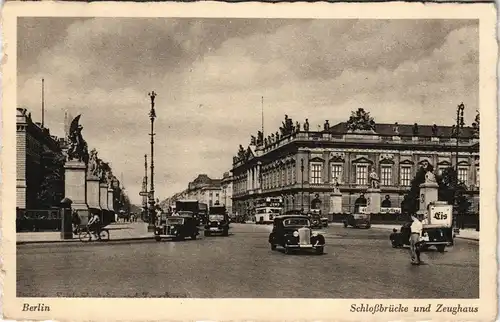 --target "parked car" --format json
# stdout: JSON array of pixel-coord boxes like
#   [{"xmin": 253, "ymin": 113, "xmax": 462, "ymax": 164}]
[
  {"xmin": 343, "ymin": 213, "xmax": 371, "ymax": 229},
  {"xmin": 154, "ymin": 215, "xmax": 199, "ymax": 241},
  {"xmin": 391, "ymin": 203, "xmax": 455, "ymax": 253},
  {"xmin": 268, "ymin": 215, "xmax": 325, "ymax": 255},
  {"xmin": 204, "ymin": 213, "xmax": 230, "ymax": 236},
  {"xmin": 309, "ymin": 213, "xmax": 323, "ymax": 229}
]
